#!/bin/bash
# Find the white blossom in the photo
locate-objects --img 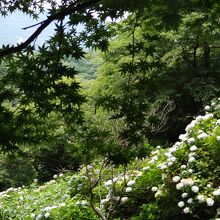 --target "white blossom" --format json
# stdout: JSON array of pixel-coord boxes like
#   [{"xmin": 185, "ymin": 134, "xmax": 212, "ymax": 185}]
[
  {"xmin": 191, "ymin": 186, "xmax": 199, "ymax": 193},
  {"xmin": 190, "ymin": 145, "xmax": 197, "ymax": 151},
  {"xmin": 172, "ymin": 176, "xmax": 181, "ymax": 183},
  {"xmin": 101, "ymin": 198, "xmax": 109, "ymax": 204},
  {"xmin": 36, "ymin": 214, "xmax": 43, "ymax": 220},
  {"xmin": 203, "ymin": 113, "xmax": 213, "ymax": 120},
  {"xmin": 168, "ymin": 161, "xmax": 174, "ymax": 166},
  {"xmin": 195, "ymin": 115, "xmax": 203, "ymax": 122},
  {"xmin": 187, "ymin": 198, "xmax": 193, "ymax": 204},
  {"xmin": 179, "ymin": 134, "xmax": 187, "ymax": 141},
  {"xmin": 207, "ymin": 184, "xmax": 212, "ymax": 188},
  {"xmin": 181, "ymin": 165, "xmax": 187, "ymax": 169},
  {"xmin": 176, "ymin": 182, "xmax": 184, "ymax": 190},
  {"xmin": 204, "ymin": 105, "xmax": 210, "ymax": 111},
  {"xmin": 151, "ymin": 187, "xmax": 158, "ymax": 192},
  {"xmin": 188, "ymin": 169, "xmax": 193, "ymax": 173},
  {"xmin": 197, "ymin": 195, "xmax": 205, "ymax": 203},
  {"xmin": 169, "ymin": 156, "xmax": 176, "ymax": 162},
  {"xmin": 127, "ymin": 180, "xmax": 135, "ymax": 186},
  {"xmin": 187, "ymin": 137, "xmax": 195, "ymax": 144},
  {"xmin": 181, "ymin": 178, "xmax": 194, "ymax": 186},
  {"xmin": 182, "ymin": 193, "xmax": 188, "ymax": 198},
  {"xmin": 45, "ymin": 213, "xmax": 50, "ymax": 218},
  {"xmin": 121, "ymin": 197, "xmax": 128, "ymax": 203},
  {"xmin": 142, "ymin": 166, "xmax": 150, "ymax": 170},
  {"xmin": 206, "ymin": 198, "xmax": 214, "ymax": 206},
  {"xmin": 178, "ymin": 201, "xmax": 185, "ymax": 208},
  {"xmin": 213, "ymin": 189, "xmax": 220, "ymax": 196},
  {"xmin": 183, "ymin": 207, "xmax": 190, "ymax": 214},
  {"xmin": 197, "ymin": 133, "xmax": 208, "ymax": 139},
  {"xmin": 155, "ymin": 190, "xmax": 162, "ymax": 198},
  {"xmin": 125, "ymin": 187, "xmax": 132, "ymax": 193},
  {"xmin": 104, "ymin": 180, "xmax": 113, "ymax": 187},
  {"xmin": 188, "ymin": 157, "xmax": 196, "ymax": 163}
]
